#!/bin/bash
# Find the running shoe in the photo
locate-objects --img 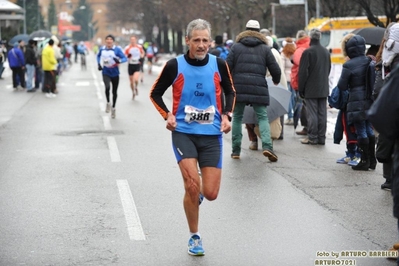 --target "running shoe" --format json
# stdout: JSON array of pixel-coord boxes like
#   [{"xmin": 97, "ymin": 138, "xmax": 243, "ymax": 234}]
[
  {"xmin": 188, "ymin": 235, "xmax": 205, "ymax": 256},
  {"xmin": 105, "ymin": 103, "xmax": 111, "ymax": 113},
  {"xmin": 111, "ymin": 108, "xmax": 116, "ymax": 119}
]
